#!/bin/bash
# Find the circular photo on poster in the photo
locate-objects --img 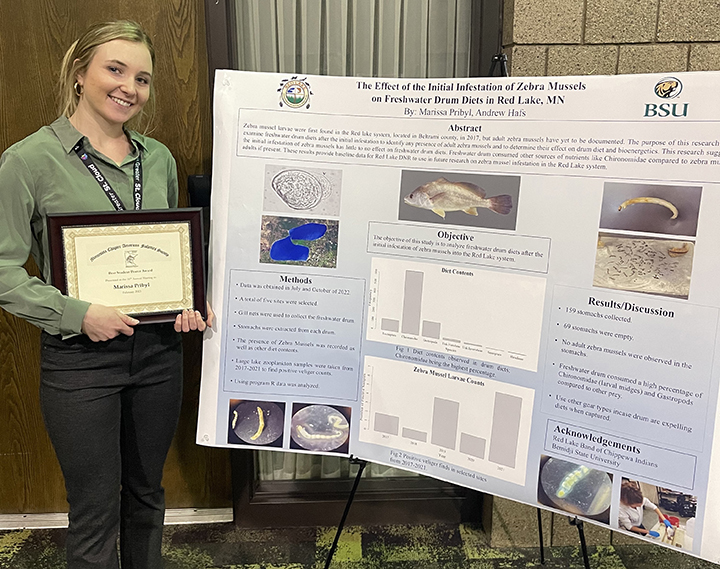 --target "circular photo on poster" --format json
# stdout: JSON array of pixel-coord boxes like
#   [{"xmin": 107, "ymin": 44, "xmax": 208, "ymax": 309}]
[
  {"xmin": 229, "ymin": 400, "xmax": 284, "ymax": 446},
  {"xmin": 290, "ymin": 404, "xmax": 350, "ymax": 453},
  {"xmin": 538, "ymin": 456, "xmax": 612, "ymax": 522}
]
